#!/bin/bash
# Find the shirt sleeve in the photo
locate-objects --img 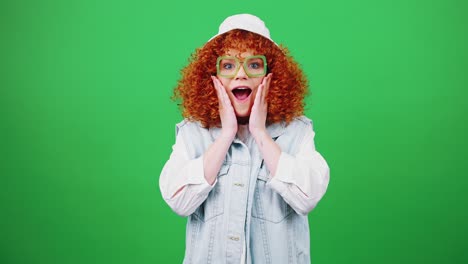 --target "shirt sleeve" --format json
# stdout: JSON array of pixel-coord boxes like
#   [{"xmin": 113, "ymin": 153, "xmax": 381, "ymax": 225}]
[
  {"xmin": 159, "ymin": 131, "xmax": 217, "ymax": 217},
  {"xmin": 266, "ymin": 122, "xmax": 330, "ymax": 215}
]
